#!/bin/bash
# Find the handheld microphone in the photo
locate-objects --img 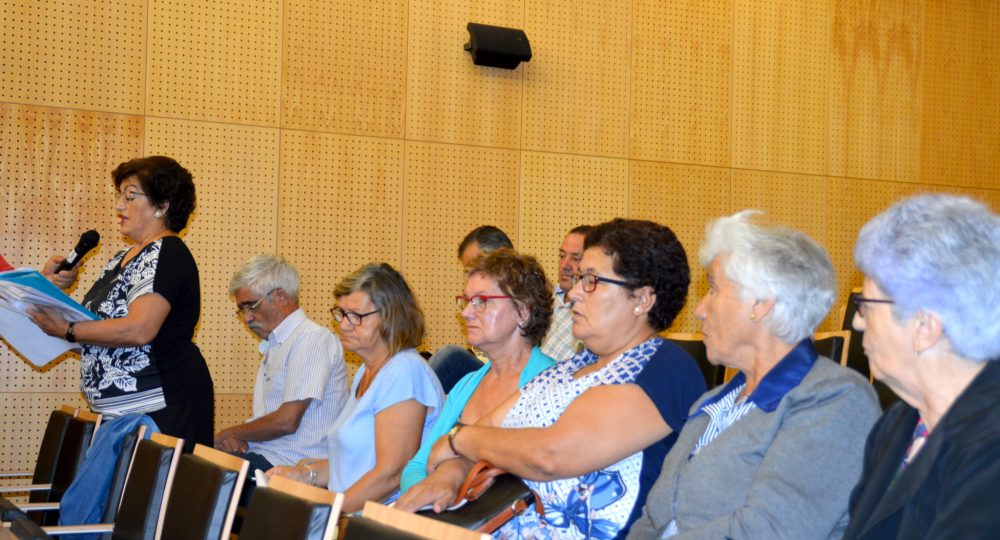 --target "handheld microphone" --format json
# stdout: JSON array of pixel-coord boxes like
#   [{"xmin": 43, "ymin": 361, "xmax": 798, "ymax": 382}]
[{"xmin": 54, "ymin": 230, "xmax": 101, "ymax": 274}]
